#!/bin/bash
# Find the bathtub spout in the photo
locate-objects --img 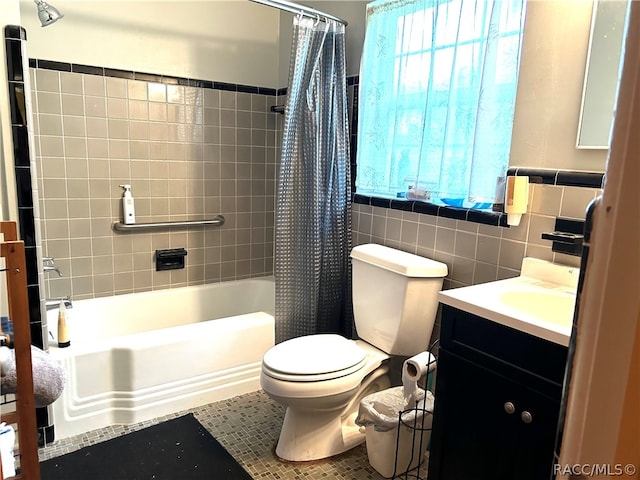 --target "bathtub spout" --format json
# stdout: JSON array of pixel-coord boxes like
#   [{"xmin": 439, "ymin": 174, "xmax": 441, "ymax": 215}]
[
  {"xmin": 44, "ymin": 265, "xmax": 63, "ymax": 277},
  {"xmin": 45, "ymin": 296, "xmax": 72, "ymax": 311}
]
